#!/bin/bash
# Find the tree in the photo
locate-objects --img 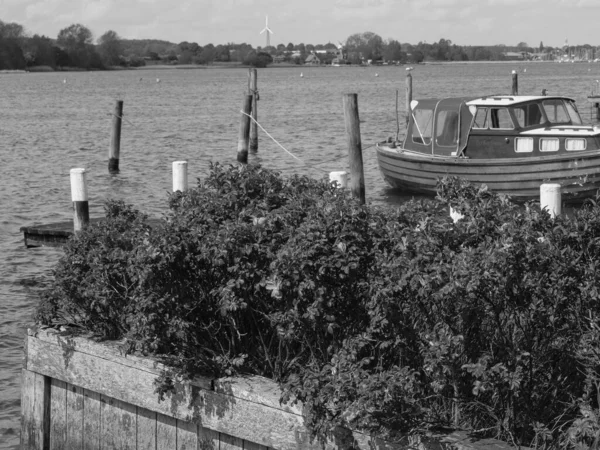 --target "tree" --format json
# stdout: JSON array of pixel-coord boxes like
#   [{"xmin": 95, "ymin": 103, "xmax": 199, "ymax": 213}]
[
  {"xmin": 26, "ymin": 34, "xmax": 56, "ymax": 68},
  {"xmin": 98, "ymin": 30, "xmax": 123, "ymax": 67},
  {"xmin": 286, "ymin": 42, "xmax": 294, "ymax": 51},
  {"xmin": 345, "ymin": 31, "xmax": 383, "ymax": 63},
  {"xmin": 57, "ymin": 24, "xmax": 95, "ymax": 68},
  {"xmin": 383, "ymin": 39, "xmax": 405, "ymax": 63},
  {"xmin": 0, "ymin": 20, "xmax": 26, "ymax": 70},
  {"xmin": 244, "ymin": 51, "xmax": 272, "ymax": 68}
]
